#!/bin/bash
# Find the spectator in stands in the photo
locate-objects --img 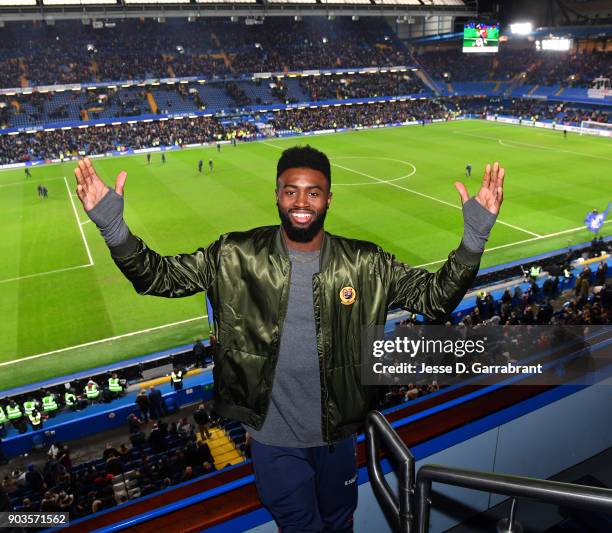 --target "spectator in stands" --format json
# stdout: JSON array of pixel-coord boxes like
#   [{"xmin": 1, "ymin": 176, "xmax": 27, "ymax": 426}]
[
  {"xmin": 40, "ymin": 491, "xmax": 60, "ymax": 512},
  {"xmin": 193, "ymin": 403, "xmax": 212, "ymax": 440},
  {"xmin": 58, "ymin": 491, "xmax": 74, "ymax": 512},
  {"xmin": 13, "ymin": 469, "xmax": 26, "ymax": 490},
  {"xmin": 58, "ymin": 445, "xmax": 72, "ymax": 472},
  {"xmin": 176, "ymin": 418, "xmax": 194, "ymax": 440},
  {"xmin": 202, "ymin": 462, "xmax": 216, "ymax": 475},
  {"xmin": 74, "ymin": 142, "xmax": 506, "ymax": 531},
  {"xmin": 180, "ymin": 466, "xmax": 195, "ymax": 482},
  {"xmin": 91, "ymin": 499, "xmax": 103, "ymax": 514},
  {"xmin": 102, "ymin": 443, "xmax": 119, "ymax": 461},
  {"xmin": 2, "ymin": 475, "xmax": 18, "ymax": 495},
  {"xmin": 48, "ymin": 441, "xmax": 61, "ymax": 461},
  {"xmin": 148, "ymin": 423, "xmax": 167, "ymax": 453},
  {"xmin": 148, "ymin": 386, "xmax": 165, "ymax": 420},
  {"xmin": 25, "ymin": 464, "xmax": 45, "ymax": 494},
  {"xmin": 577, "ymin": 275, "xmax": 591, "ymax": 304},
  {"xmin": 127, "ymin": 413, "xmax": 142, "ymax": 434},
  {"xmin": 135, "ymin": 390, "xmax": 150, "ymax": 422},
  {"xmin": 196, "ymin": 440, "xmax": 214, "ymax": 465},
  {"xmin": 117, "ymin": 443, "xmax": 130, "ymax": 460},
  {"xmin": 42, "ymin": 459, "xmax": 62, "ymax": 489},
  {"xmin": 157, "ymin": 419, "xmax": 169, "ymax": 438},
  {"xmin": 596, "ymin": 262, "xmax": 608, "ymax": 286},
  {"xmin": 105, "ymin": 454, "xmax": 124, "ymax": 476},
  {"xmin": 20, "ymin": 497, "xmax": 33, "ymax": 511}
]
